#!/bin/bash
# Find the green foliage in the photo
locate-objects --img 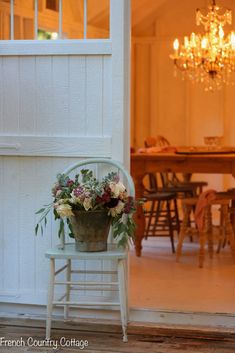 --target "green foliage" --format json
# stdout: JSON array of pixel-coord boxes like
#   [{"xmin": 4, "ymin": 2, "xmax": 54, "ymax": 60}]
[
  {"xmin": 35, "ymin": 204, "xmax": 52, "ymax": 236},
  {"xmin": 111, "ymin": 214, "xmax": 136, "ymax": 247},
  {"xmin": 35, "ymin": 168, "xmax": 139, "ymax": 248}
]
